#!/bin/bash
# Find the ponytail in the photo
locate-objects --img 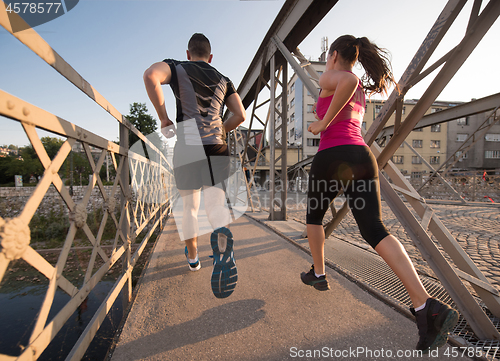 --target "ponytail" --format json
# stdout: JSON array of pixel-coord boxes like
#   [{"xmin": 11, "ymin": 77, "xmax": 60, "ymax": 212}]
[{"xmin": 329, "ymin": 35, "xmax": 397, "ymax": 96}]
